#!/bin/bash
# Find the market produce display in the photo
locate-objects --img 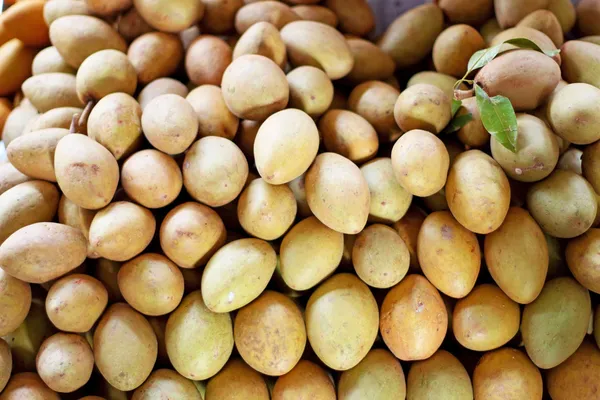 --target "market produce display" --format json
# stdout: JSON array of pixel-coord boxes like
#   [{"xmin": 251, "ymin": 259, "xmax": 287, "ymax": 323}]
[{"xmin": 0, "ymin": 0, "xmax": 599, "ymax": 399}]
